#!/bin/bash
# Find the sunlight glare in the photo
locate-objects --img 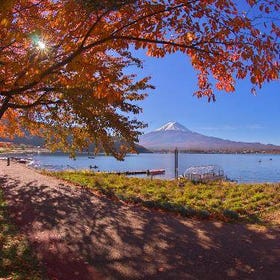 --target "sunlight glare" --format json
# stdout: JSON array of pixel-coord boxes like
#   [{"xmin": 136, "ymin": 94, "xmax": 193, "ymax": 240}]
[{"xmin": 37, "ymin": 40, "xmax": 46, "ymax": 50}]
